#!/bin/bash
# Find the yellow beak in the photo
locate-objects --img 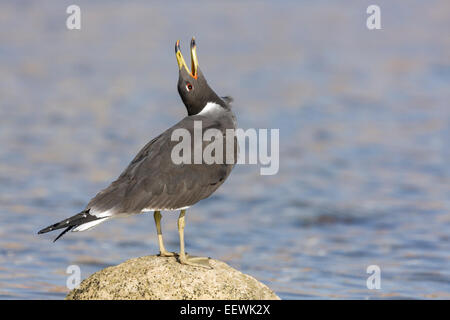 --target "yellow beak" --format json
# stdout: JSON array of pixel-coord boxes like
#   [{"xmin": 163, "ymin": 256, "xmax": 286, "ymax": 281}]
[{"xmin": 175, "ymin": 37, "xmax": 198, "ymax": 79}]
